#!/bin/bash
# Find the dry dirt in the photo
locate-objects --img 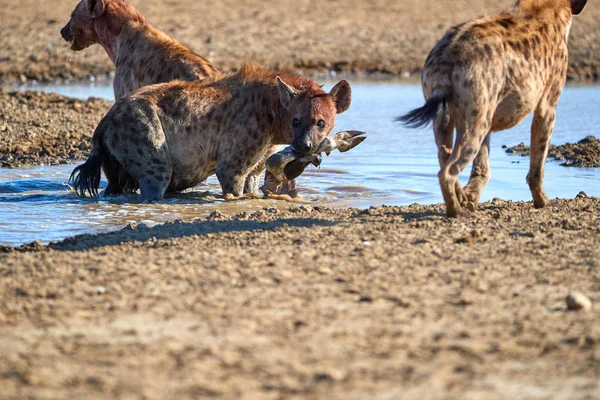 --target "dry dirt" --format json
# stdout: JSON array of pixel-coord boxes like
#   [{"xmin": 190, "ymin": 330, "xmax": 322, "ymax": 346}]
[
  {"xmin": 1, "ymin": 0, "xmax": 600, "ymax": 84},
  {"xmin": 0, "ymin": 90, "xmax": 110, "ymax": 168},
  {"xmin": 506, "ymin": 136, "xmax": 600, "ymax": 168},
  {"xmin": 0, "ymin": 197, "xmax": 599, "ymax": 399}
]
